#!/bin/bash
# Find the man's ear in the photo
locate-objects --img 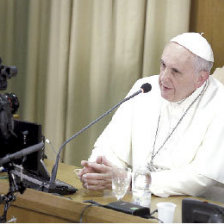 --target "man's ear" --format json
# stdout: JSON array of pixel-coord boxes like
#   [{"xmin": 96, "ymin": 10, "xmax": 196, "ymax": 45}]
[{"xmin": 195, "ymin": 71, "xmax": 209, "ymax": 88}]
